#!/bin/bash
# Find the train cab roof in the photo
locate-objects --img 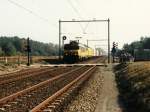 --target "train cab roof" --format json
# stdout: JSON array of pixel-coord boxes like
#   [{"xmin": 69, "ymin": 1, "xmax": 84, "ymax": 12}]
[
  {"xmin": 64, "ymin": 41, "xmax": 79, "ymax": 50},
  {"xmin": 64, "ymin": 40, "xmax": 93, "ymax": 50}
]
